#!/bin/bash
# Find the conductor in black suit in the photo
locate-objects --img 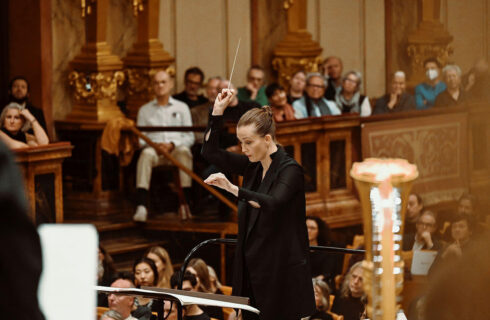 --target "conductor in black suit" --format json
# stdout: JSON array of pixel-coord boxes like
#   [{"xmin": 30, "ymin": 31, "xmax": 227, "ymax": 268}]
[{"xmin": 202, "ymin": 89, "xmax": 315, "ymax": 320}]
